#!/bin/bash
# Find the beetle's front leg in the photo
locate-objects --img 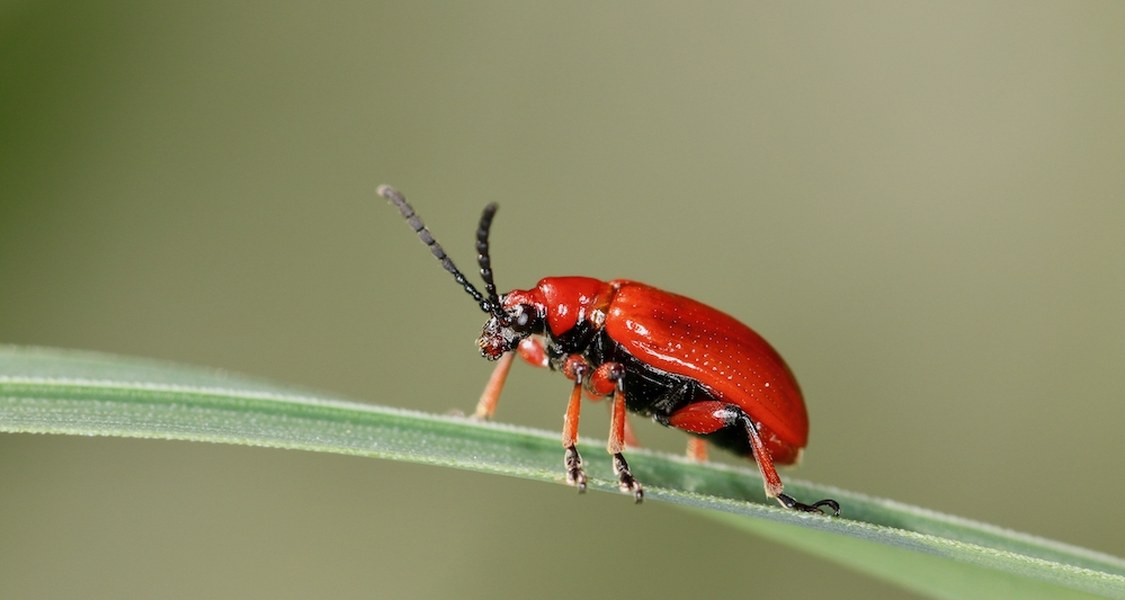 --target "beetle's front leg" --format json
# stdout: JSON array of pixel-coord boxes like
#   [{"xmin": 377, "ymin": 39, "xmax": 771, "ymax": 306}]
[
  {"xmin": 473, "ymin": 338, "xmax": 549, "ymax": 420},
  {"xmin": 590, "ymin": 362, "xmax": 644, "ymax": 503}
]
